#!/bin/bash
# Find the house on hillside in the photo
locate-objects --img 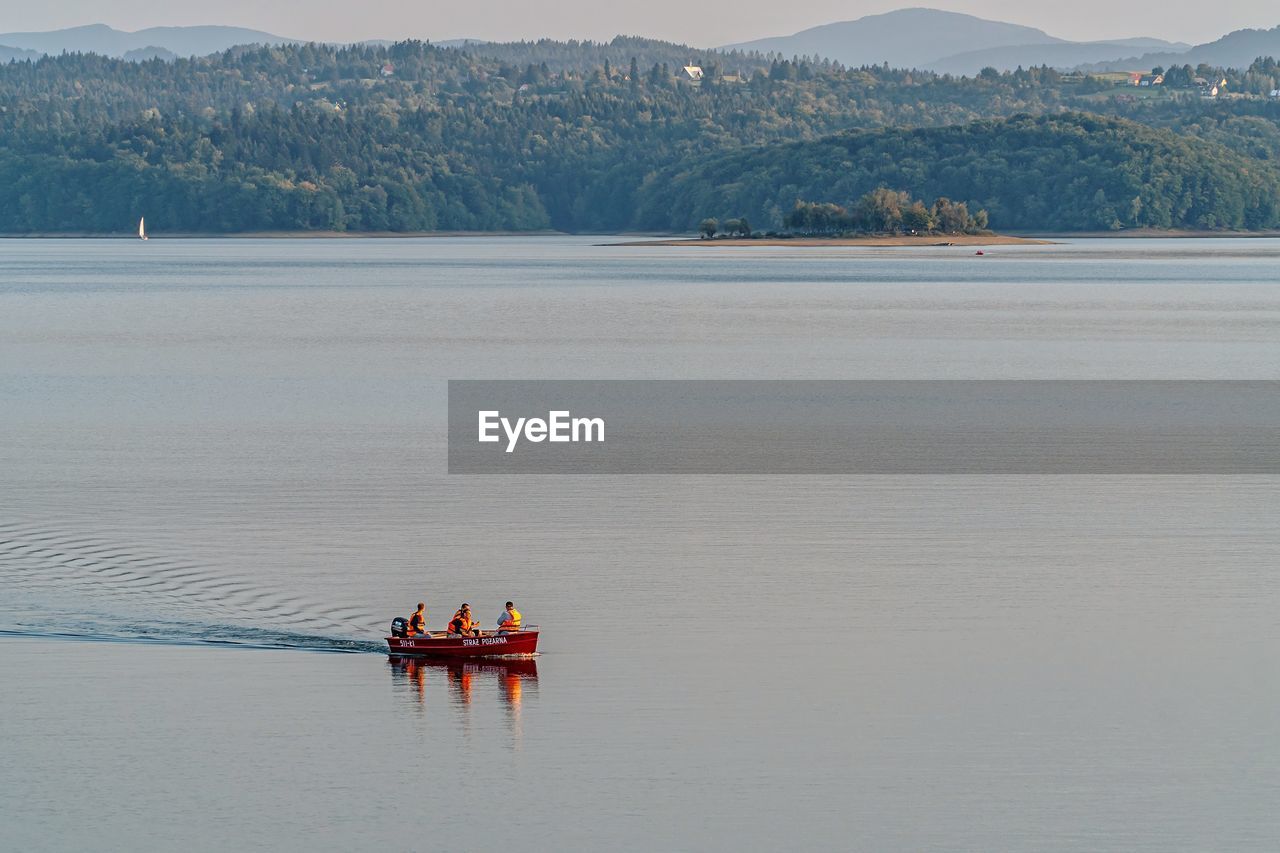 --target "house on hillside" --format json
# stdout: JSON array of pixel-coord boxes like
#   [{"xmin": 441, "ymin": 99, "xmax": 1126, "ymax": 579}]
[
  {"xmin": 1271, "ymin": 89, "xmax": 1280, "ymax": 98},
  {"xmin": 1199, "ymin": 76, "xmax": 1226, "ymax": 87},
  {"xmin": 1196, "ymin": 77, "xmax": 1226, "ymax": 98},
  {"xmin": 1138, "ymin": 73, "xmax": 1163, "ymax": 87},
  {"xmin": 681, "ymin": 65, "xmax": 704, "ymax": 82},
  {"xmin": 381, "ymin": 62, "xmax": 395, "ymax": 77}
]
